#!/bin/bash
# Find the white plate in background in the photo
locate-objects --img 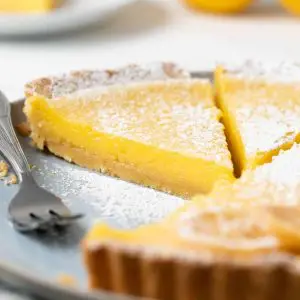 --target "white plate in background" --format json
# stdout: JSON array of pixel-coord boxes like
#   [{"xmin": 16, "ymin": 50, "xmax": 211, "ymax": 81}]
[{"xmin": 0, "ymin": 0, "xmax": 137, "ymax": 37}]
